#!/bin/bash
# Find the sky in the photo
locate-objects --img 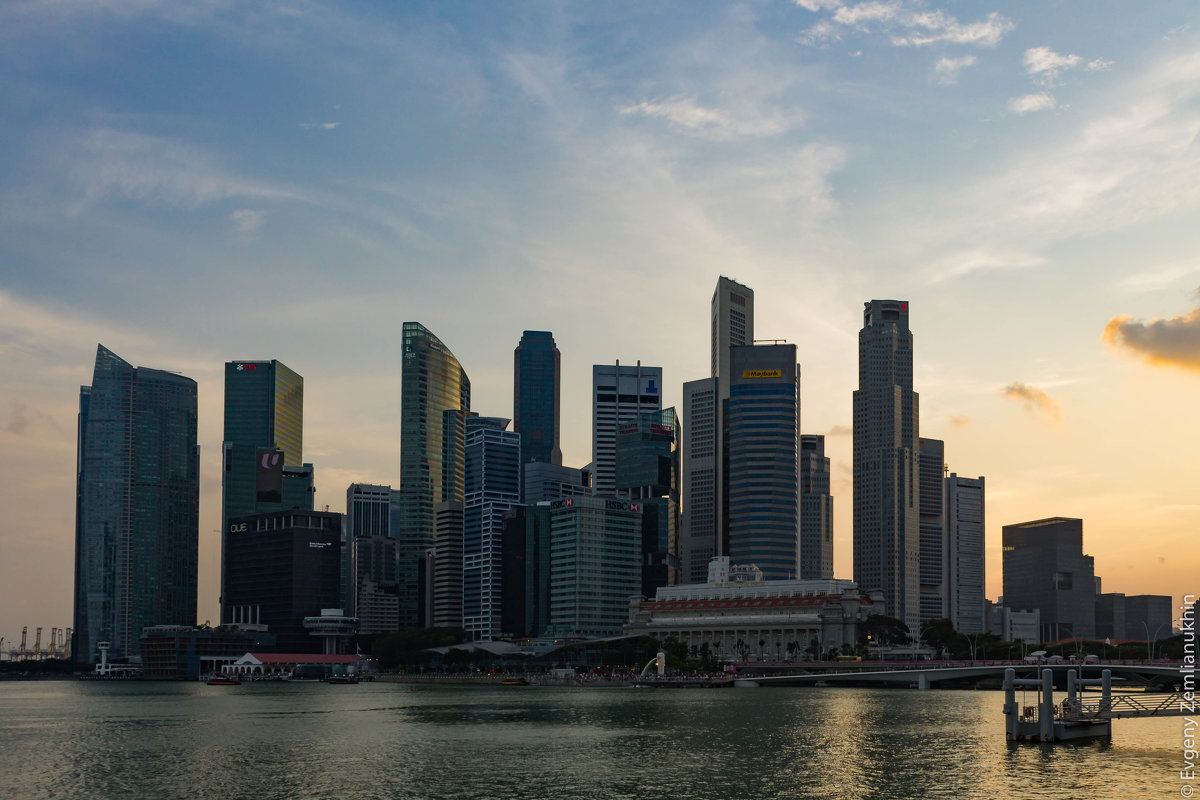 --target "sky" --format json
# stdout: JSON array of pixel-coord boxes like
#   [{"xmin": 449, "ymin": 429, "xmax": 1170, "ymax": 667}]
[{"xmin": 2, "ymin": 0, "xmax": 1198, "ymax": 649}]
